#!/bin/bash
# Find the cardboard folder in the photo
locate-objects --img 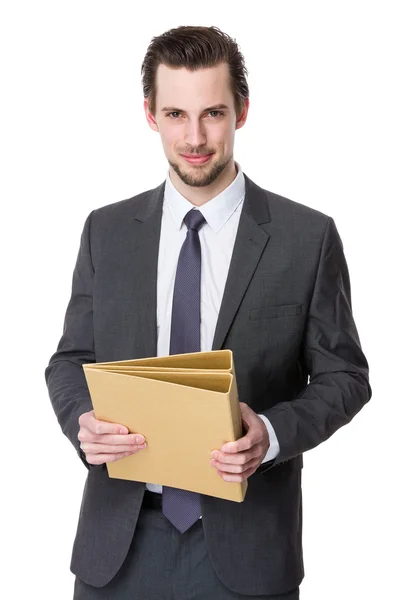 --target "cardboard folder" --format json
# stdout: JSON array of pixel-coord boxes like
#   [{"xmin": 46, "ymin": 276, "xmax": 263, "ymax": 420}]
[{"xmin": 82, "ymin": 350, "xmax": 247, "ymax": 502}]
